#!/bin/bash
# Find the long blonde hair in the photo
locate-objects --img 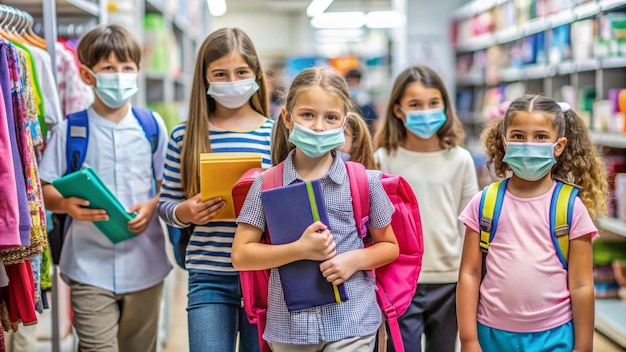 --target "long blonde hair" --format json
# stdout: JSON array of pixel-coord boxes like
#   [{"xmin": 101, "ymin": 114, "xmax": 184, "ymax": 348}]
[
  {"xmin": 481, "ymin": 95, "xmax": 608, "ymax": 218},
  {"xmin": 271, "ymin": 67, "xmax": 358, "ymax": 165},
  {"xmin": 374, "ymin": 66, "xmax": 465, "ymax": 153},
  {"xmin": 345, "ymin": 112, "xmax": 376, "ymax": 169},
  {"xmin": 181, "ymin": 28, "xmax": 268, "ymax": 197}
]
